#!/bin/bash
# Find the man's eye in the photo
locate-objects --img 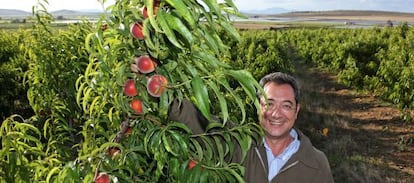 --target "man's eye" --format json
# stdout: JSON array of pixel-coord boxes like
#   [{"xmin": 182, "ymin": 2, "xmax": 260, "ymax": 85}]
[
  {"xmin": 268, "ymin": 103, "xmax": 276, "ymax": 109},
  {"xmin": 281, "ymin": 104, "xmax": 293, "ymax": 111}
]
